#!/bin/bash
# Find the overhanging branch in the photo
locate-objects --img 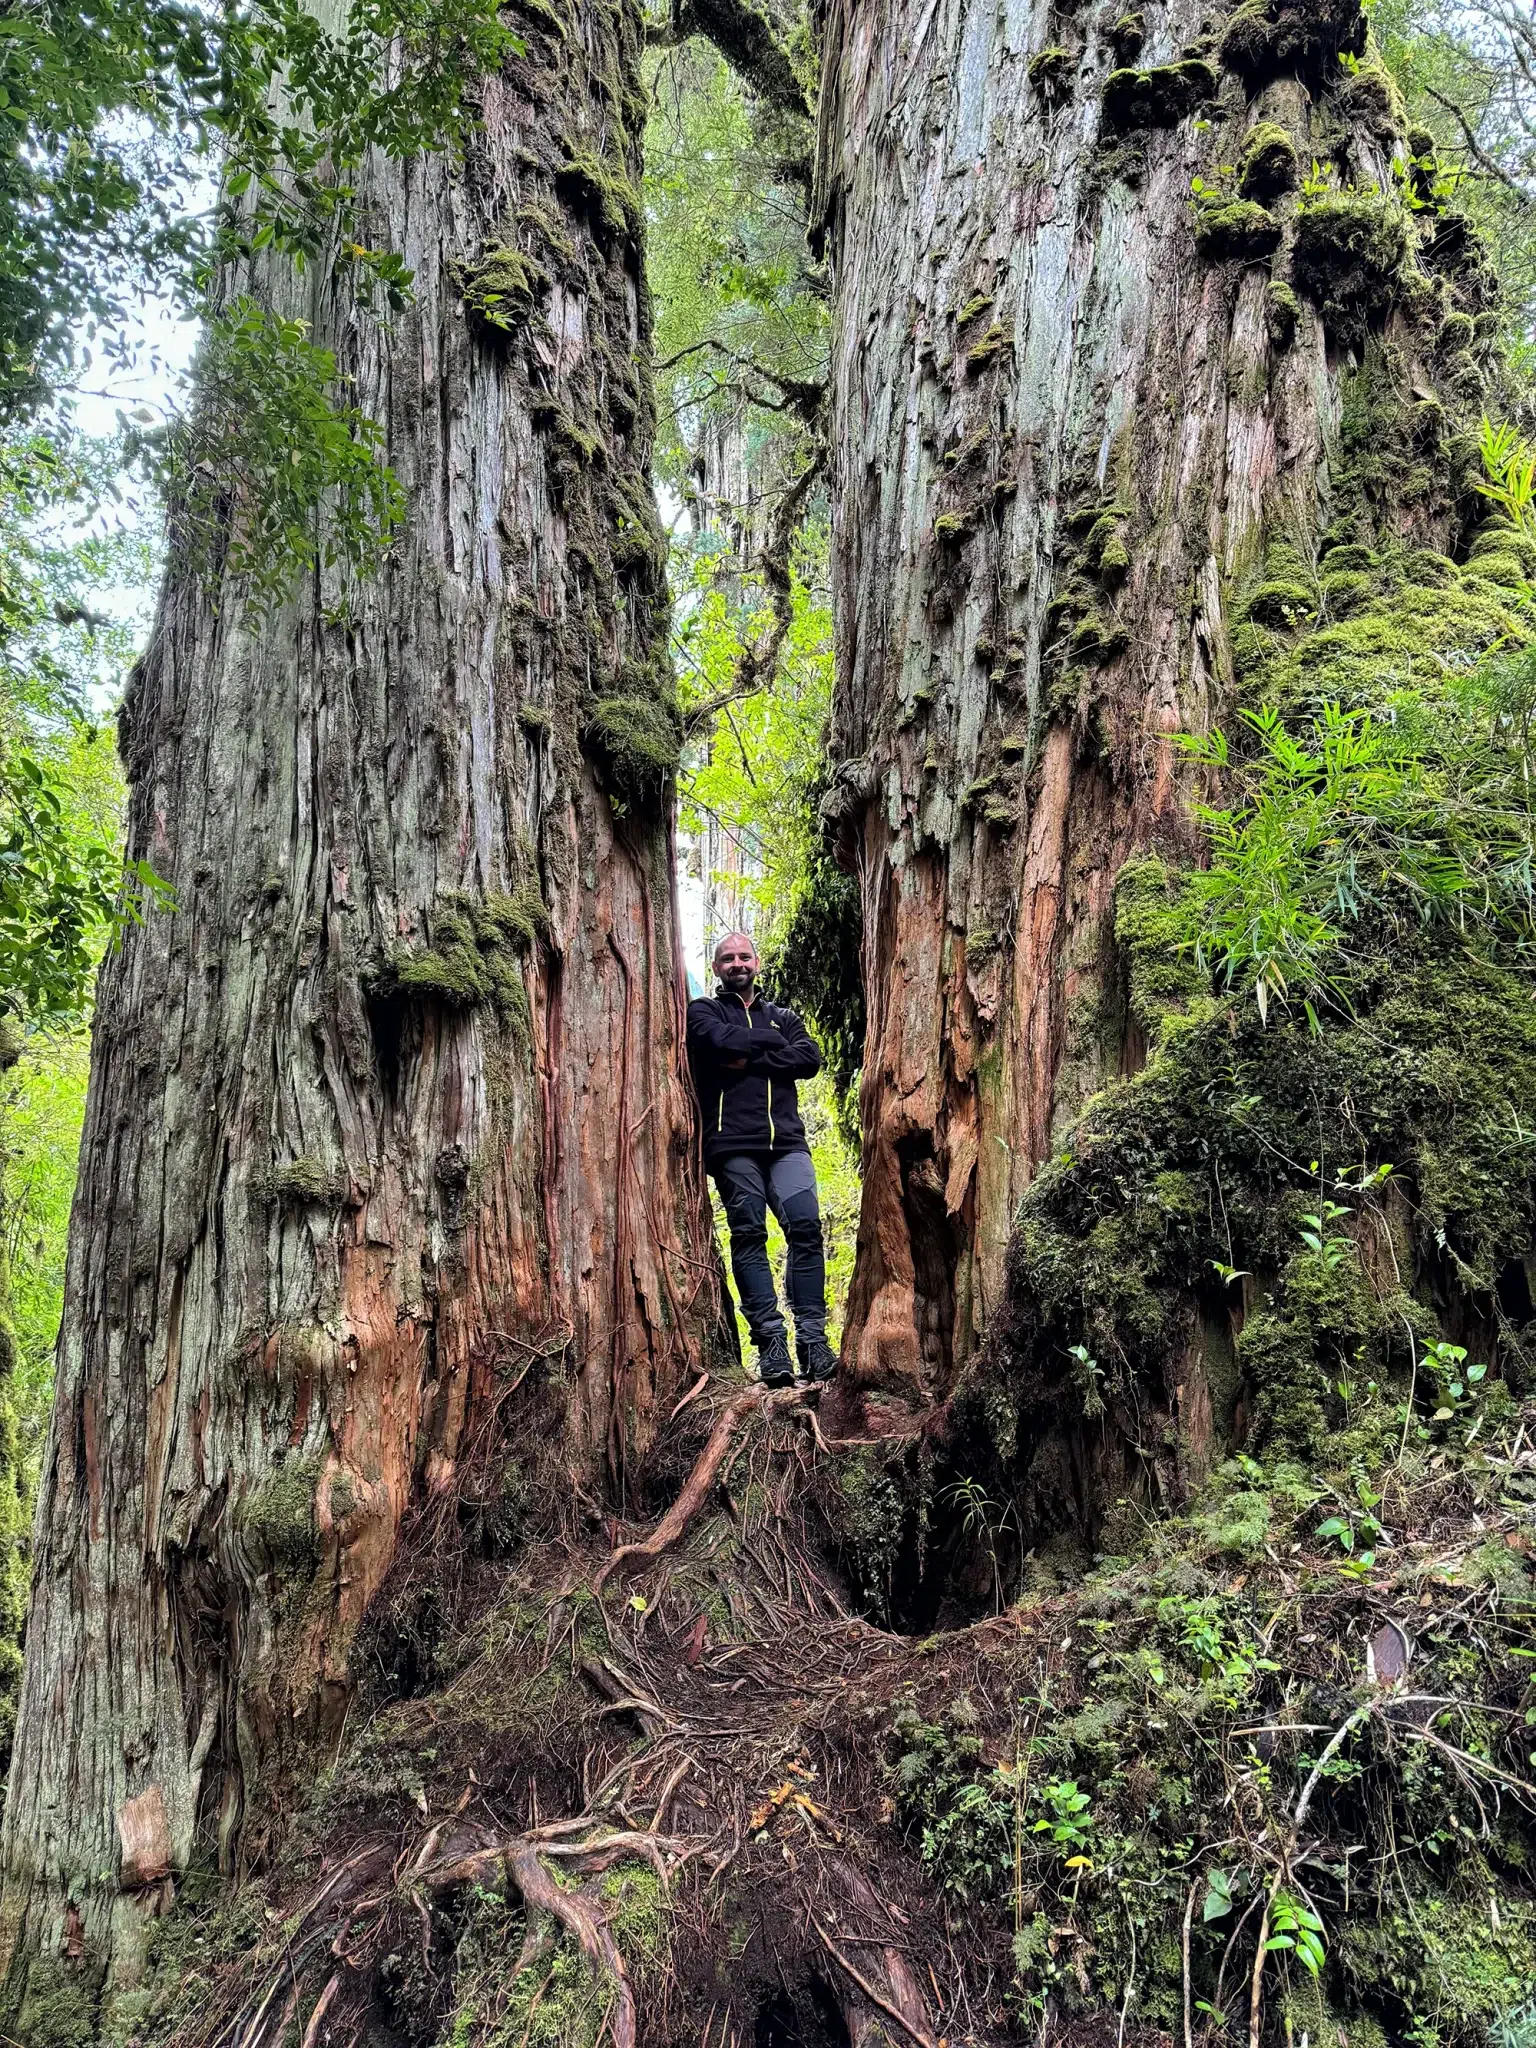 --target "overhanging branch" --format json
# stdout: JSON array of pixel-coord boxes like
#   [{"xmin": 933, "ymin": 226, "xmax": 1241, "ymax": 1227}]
[{"xmin": 663, "ymin": 0, "xmax": 811, "ymax": 117}]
